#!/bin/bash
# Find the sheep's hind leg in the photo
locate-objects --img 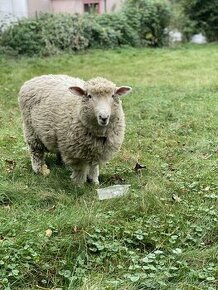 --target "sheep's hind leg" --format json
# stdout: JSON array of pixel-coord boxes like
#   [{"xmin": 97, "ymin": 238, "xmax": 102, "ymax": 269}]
[
  {"xmin": 87, "ymin": 165, "xmax": 99, "ymax": 185},
  {"xmin": 28, "ymin": 143, "xmax": 50, "ymax": 177},
  {"xmin": 56, "ymin": 151, "xmax": 64, "ymax": 166},
  {"xmin": 70, "ymin": 166, "xmax": 88, "ymax": 185}
]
